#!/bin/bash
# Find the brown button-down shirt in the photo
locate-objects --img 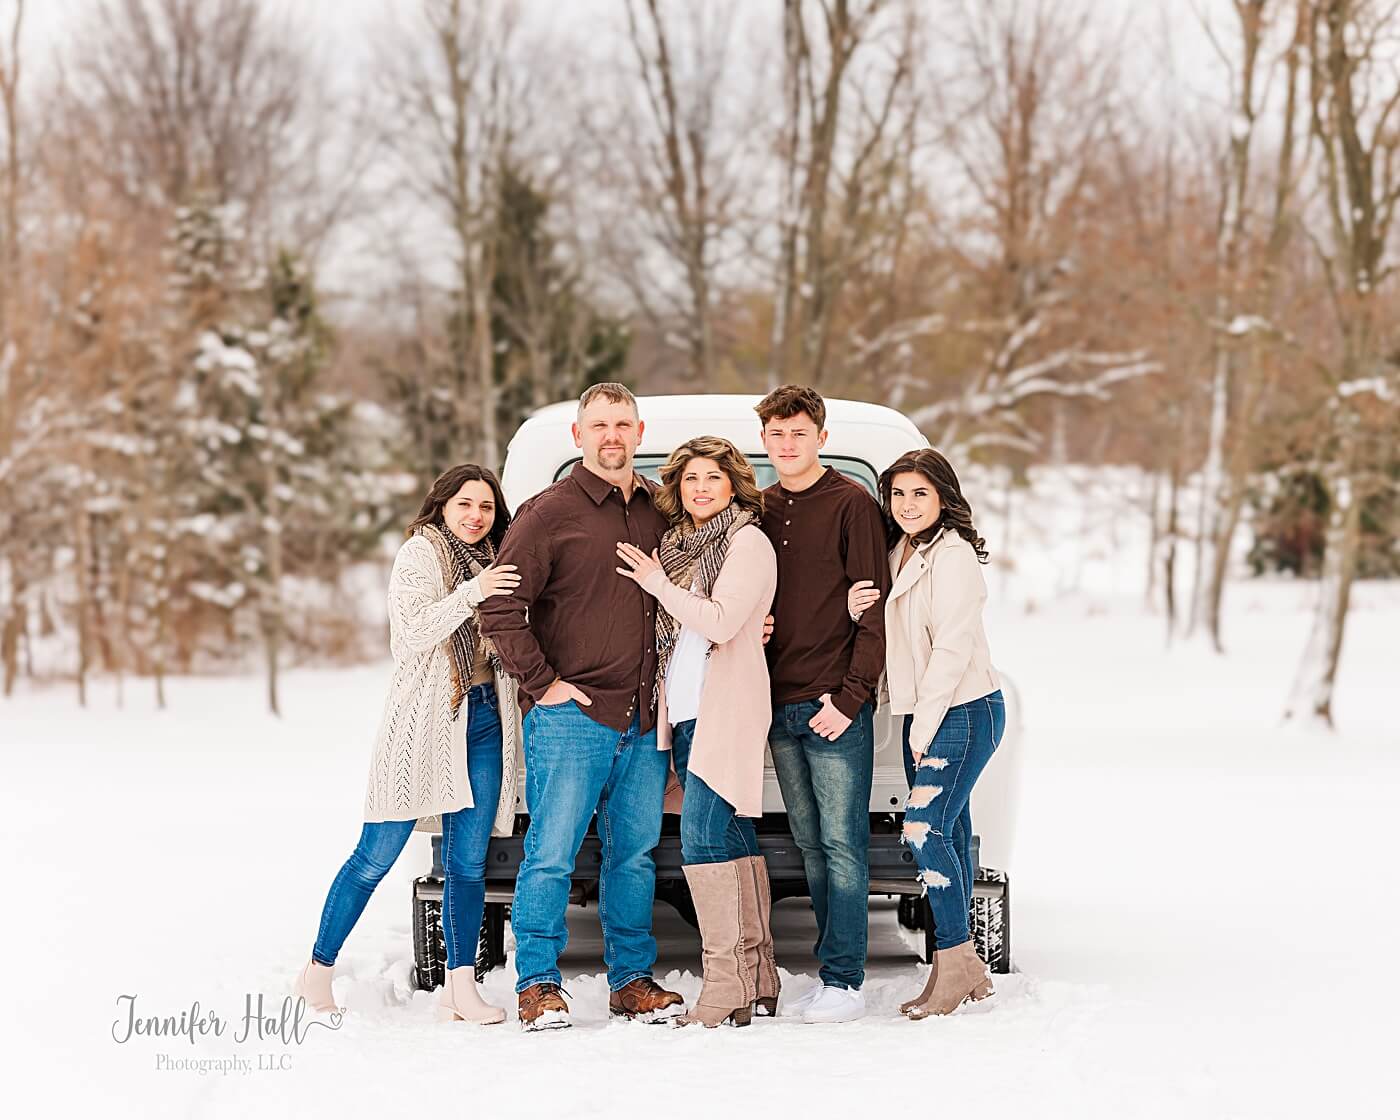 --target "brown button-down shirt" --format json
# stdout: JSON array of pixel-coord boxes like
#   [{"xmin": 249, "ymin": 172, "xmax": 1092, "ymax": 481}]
[
  {"xmin": 479, "ymin": 462, "xmax": 667, "ymax": 733},
  {"xmin": 761, "ymin": 467, "xmax": 890, "ymax": 719}
]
